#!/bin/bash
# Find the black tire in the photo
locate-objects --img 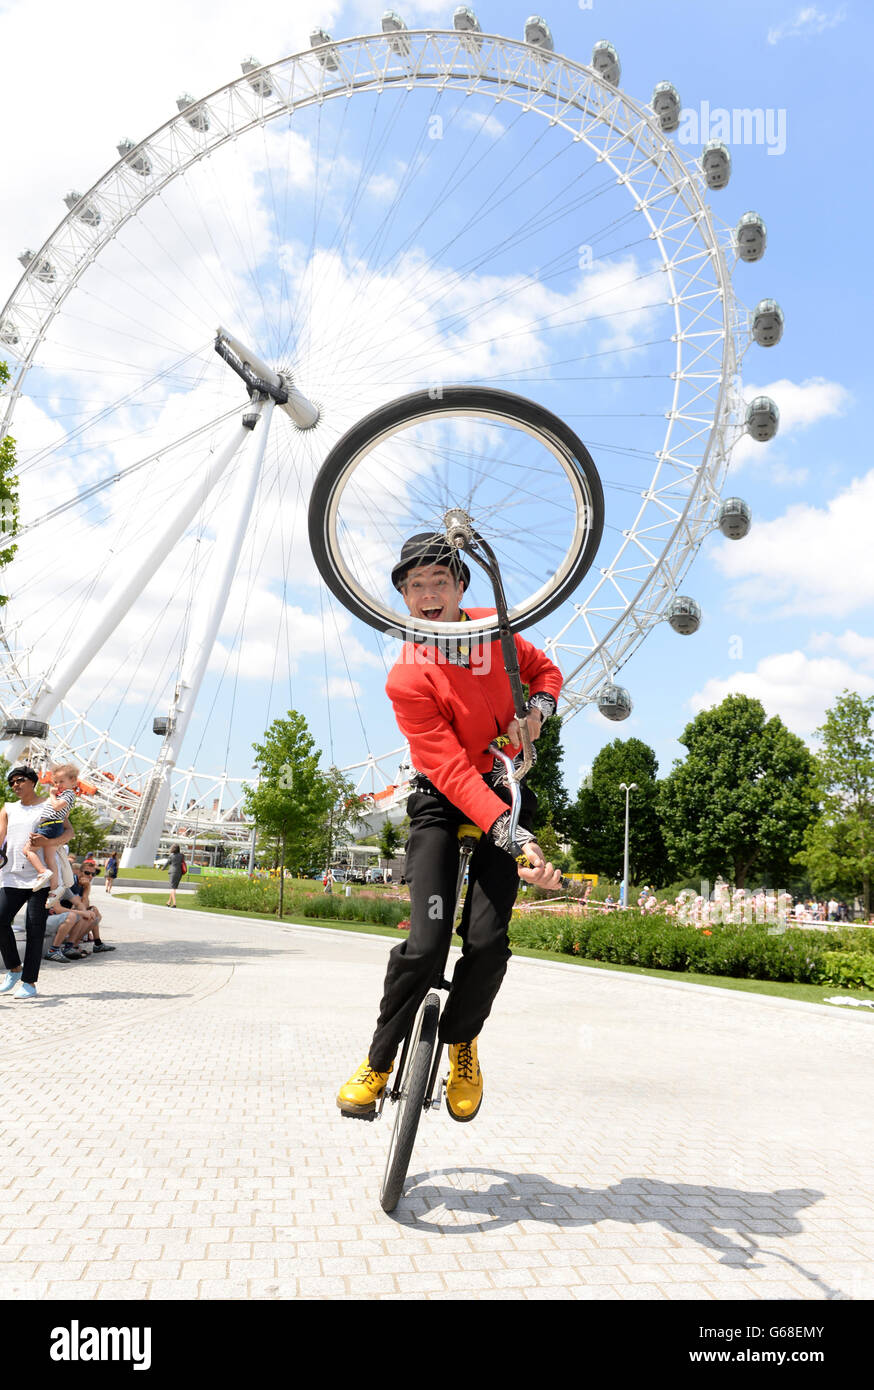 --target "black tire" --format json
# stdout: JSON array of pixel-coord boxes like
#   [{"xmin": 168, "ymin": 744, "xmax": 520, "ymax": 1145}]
[
  {"xmin": 379, "ymin": 992, "xmax": 441, "ymax": 1214},
  {"xmin": 308, "ymin": 386, "xmax": 604, "ymax": 642}
]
